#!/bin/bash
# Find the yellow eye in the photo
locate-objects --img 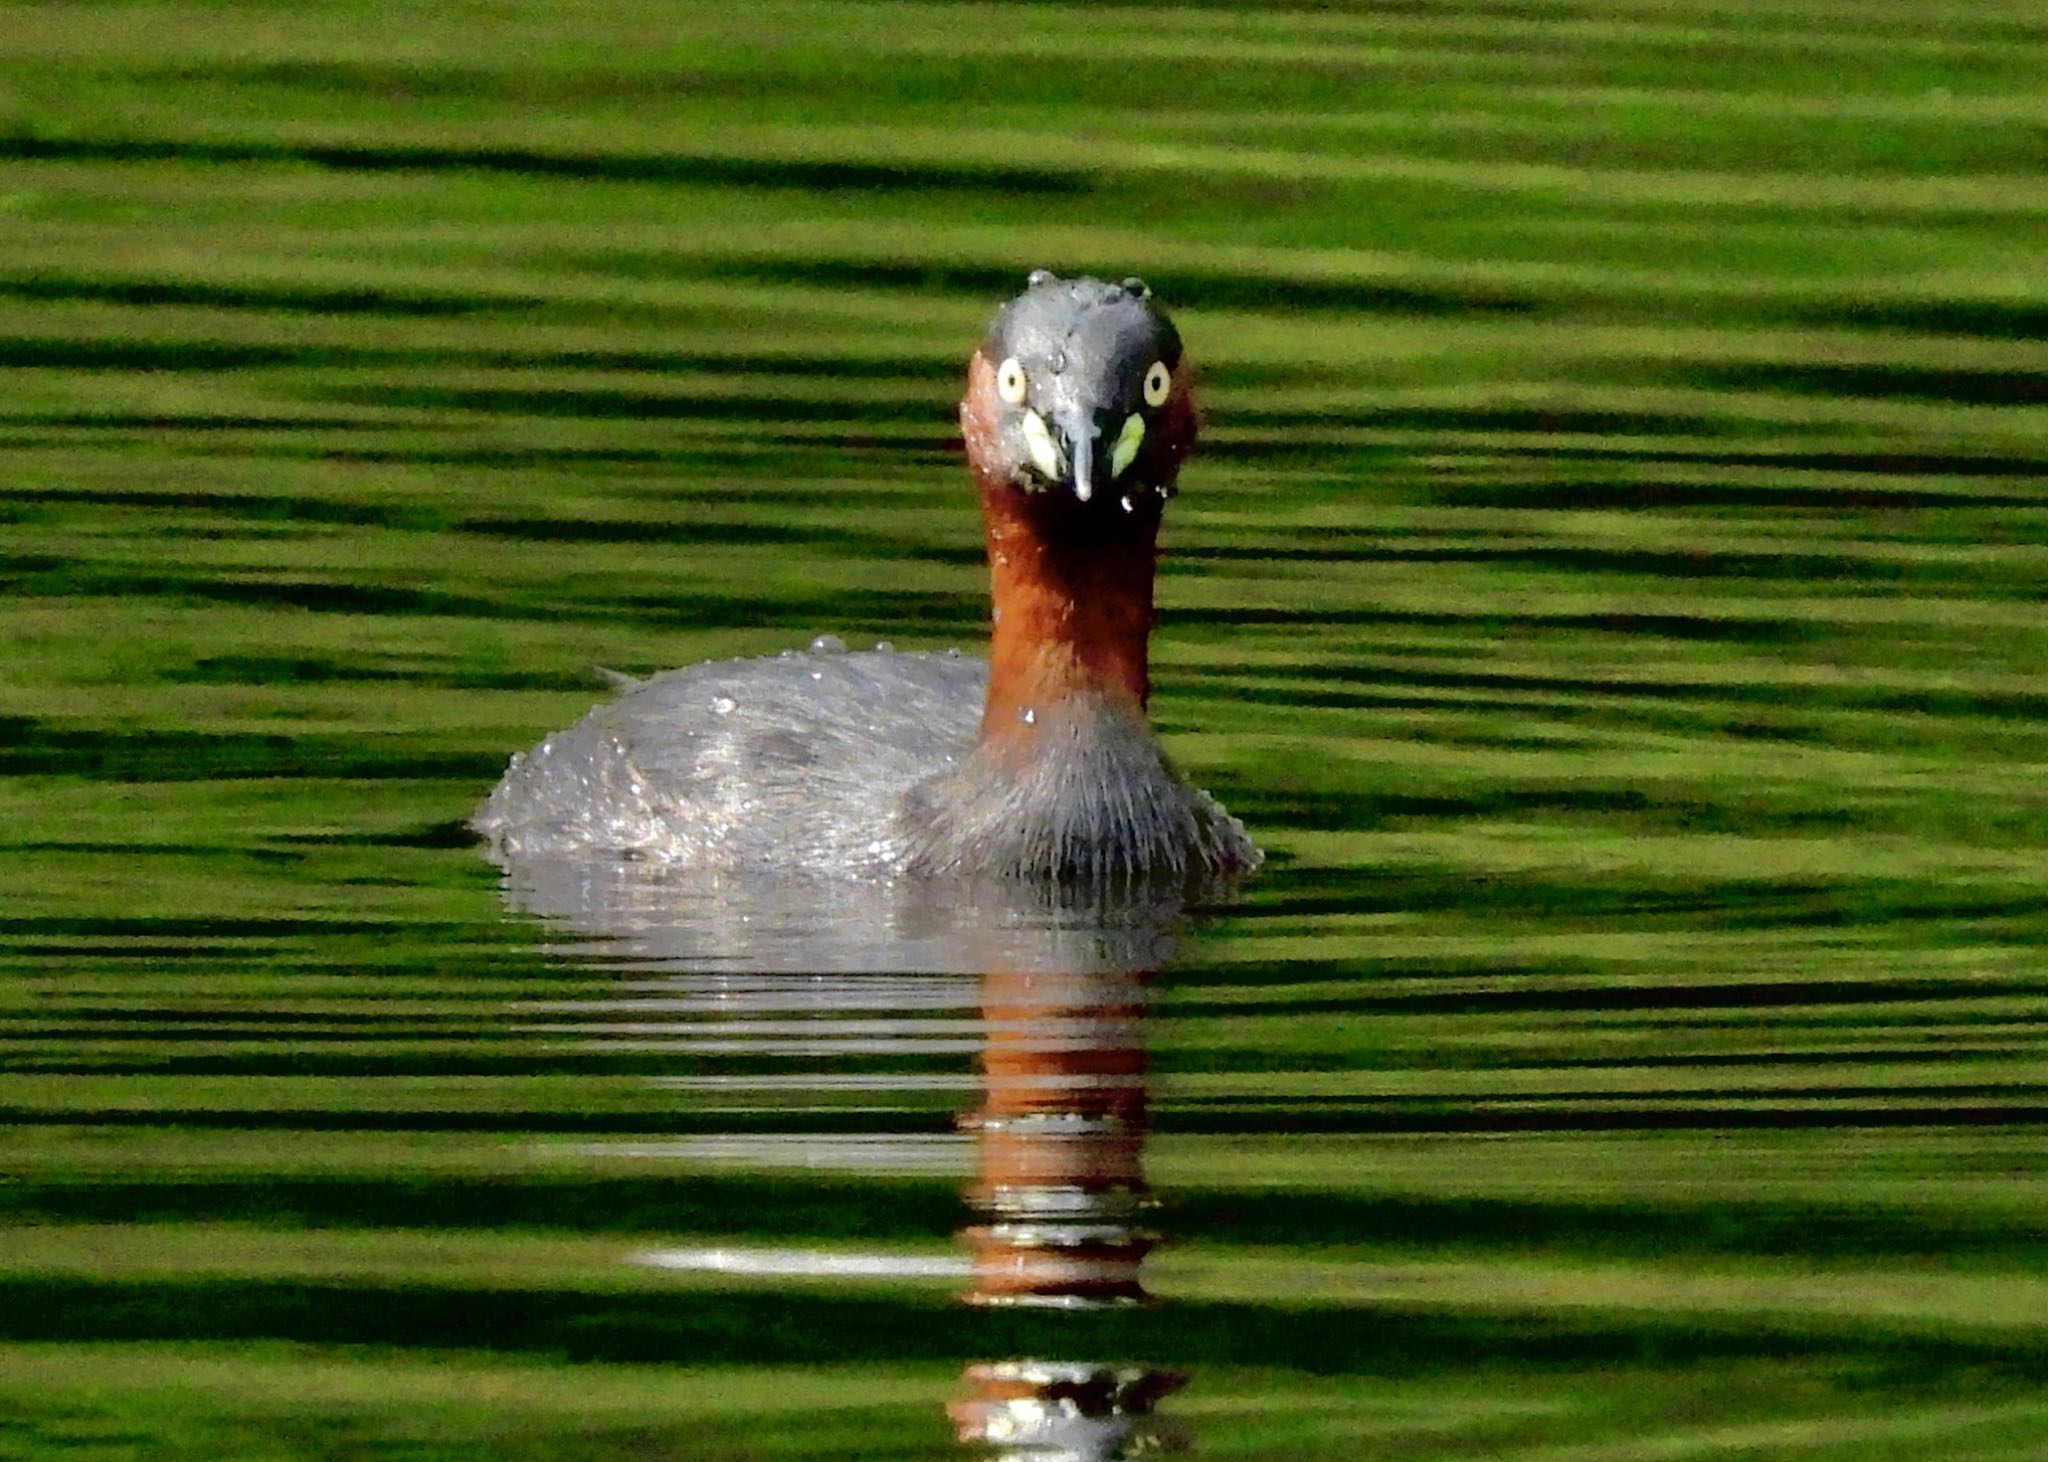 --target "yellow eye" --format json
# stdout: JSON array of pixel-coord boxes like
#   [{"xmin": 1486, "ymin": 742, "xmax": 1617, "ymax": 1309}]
[
  {"xmin": 996, "ymin": 356, "xmax": 1029, "ymax": 405},
  {"xmin": 1142, "ymin": 360, "xmax": 1171, "ymax": 408}
]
